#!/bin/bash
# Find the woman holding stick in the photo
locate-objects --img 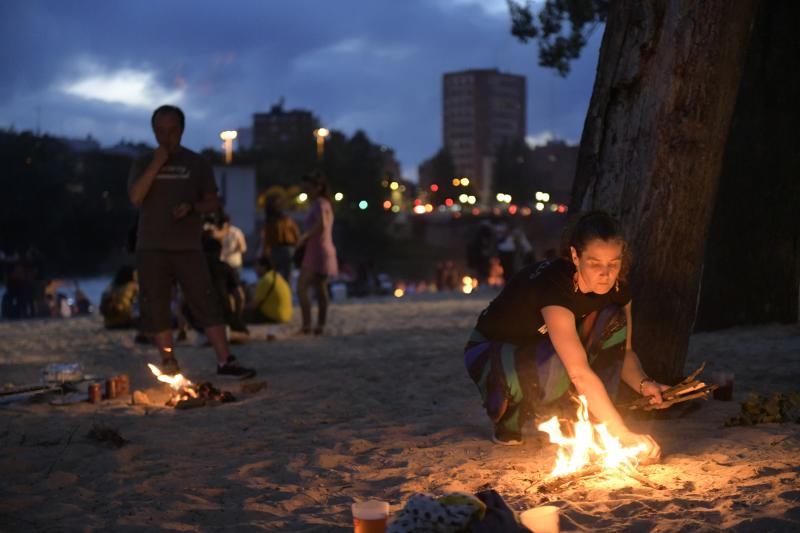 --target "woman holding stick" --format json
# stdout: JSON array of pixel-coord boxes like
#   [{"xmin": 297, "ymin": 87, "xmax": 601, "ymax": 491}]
[{"xmin": 464, "ymin": 211, "xmax": 668, "ymax": 458}]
